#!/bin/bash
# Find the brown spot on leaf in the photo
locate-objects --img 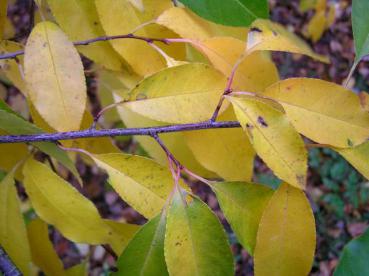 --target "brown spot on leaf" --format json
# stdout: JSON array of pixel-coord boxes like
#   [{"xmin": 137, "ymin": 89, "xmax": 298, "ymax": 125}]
[{"xmin": 257, "ymin": 116, "xmax": 268, "ymax": 127}]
